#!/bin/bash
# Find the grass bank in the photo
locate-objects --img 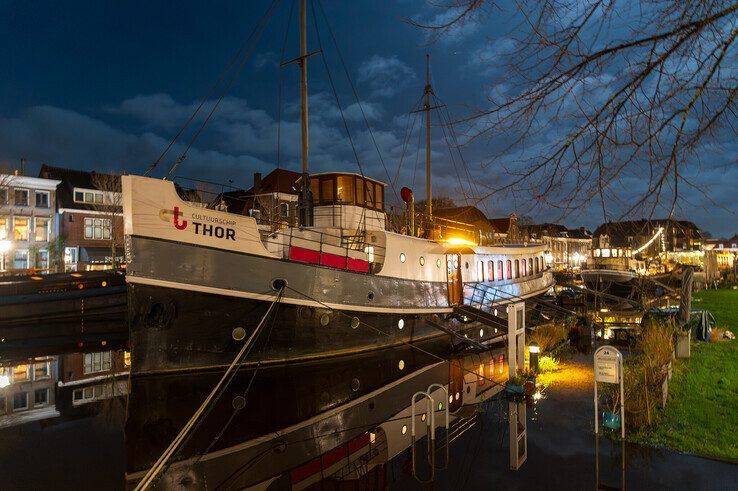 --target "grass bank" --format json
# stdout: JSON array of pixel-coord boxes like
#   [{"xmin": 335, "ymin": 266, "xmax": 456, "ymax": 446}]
[{"xmin": 631, "ymin": 289, "xmax": 738, "ymax": 461}]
